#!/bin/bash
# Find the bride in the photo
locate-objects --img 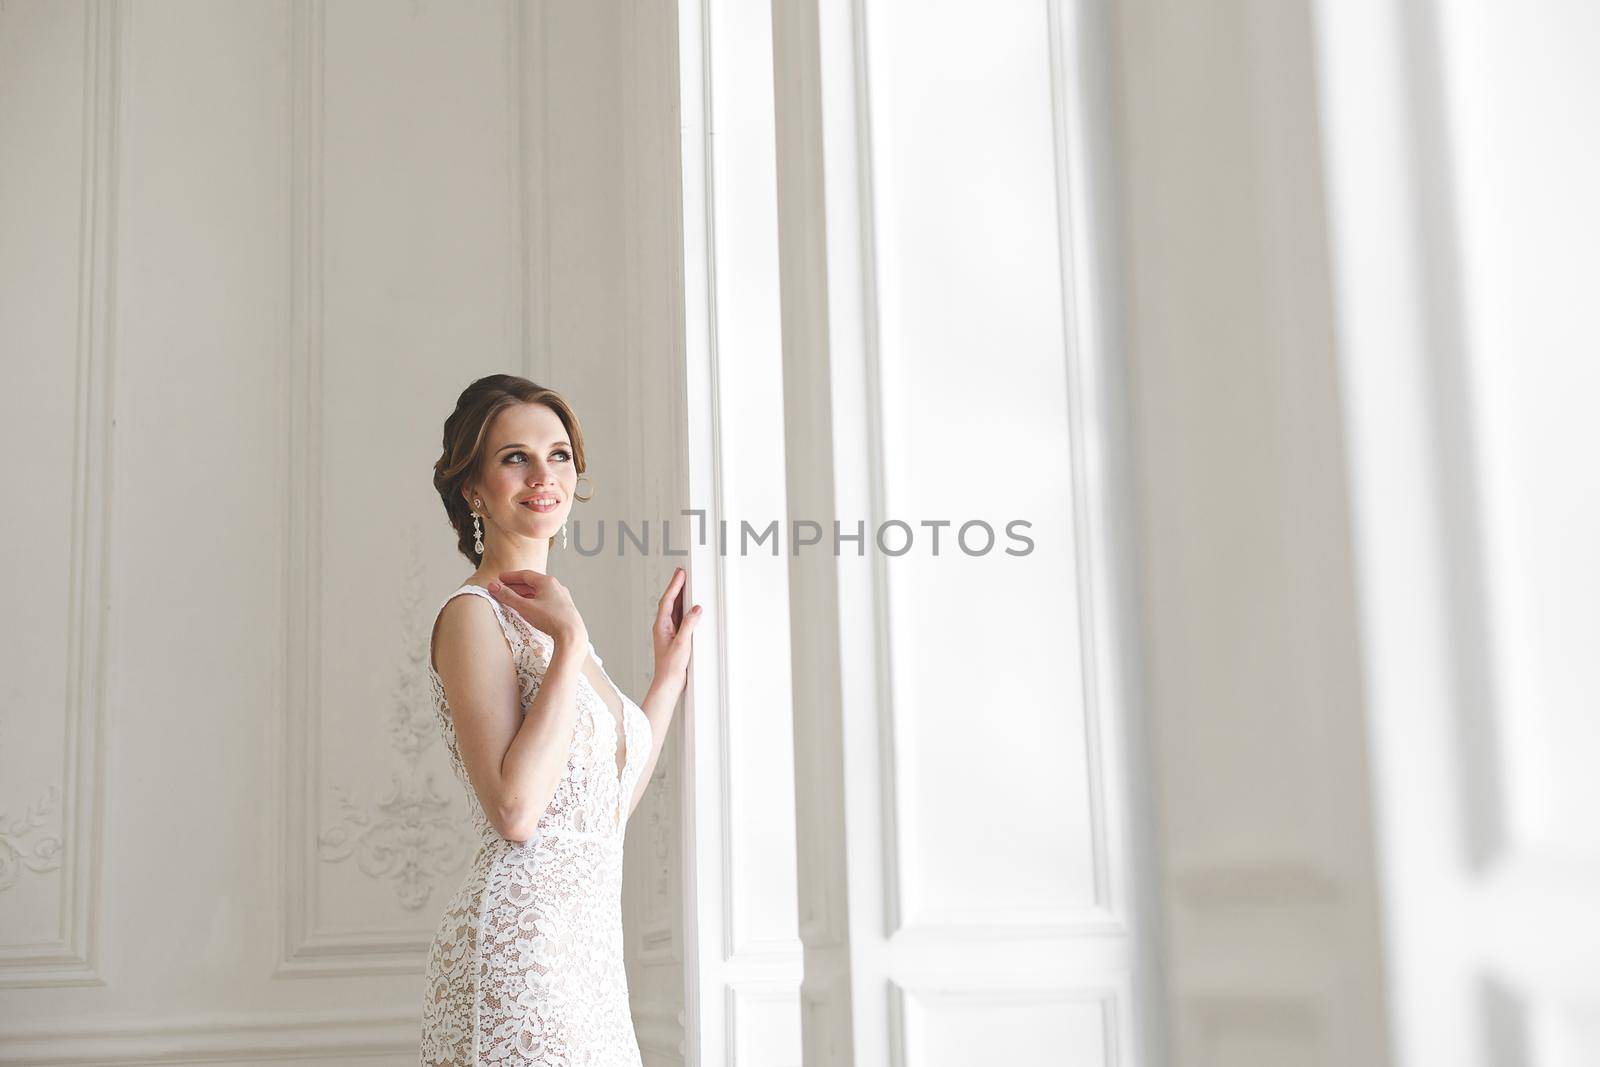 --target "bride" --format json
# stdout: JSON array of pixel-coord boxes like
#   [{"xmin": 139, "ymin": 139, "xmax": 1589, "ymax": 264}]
[{"xmin": 419, "ymin": 373, "xmax": 700, "ymax": 1064}]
